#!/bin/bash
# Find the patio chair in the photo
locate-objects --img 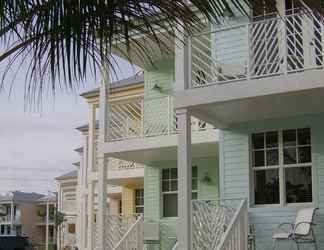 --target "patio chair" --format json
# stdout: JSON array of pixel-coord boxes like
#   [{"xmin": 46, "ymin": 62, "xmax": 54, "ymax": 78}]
[{"xmin": 272, "ymin": 207, "xmax": 318, "ymax": 250}]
